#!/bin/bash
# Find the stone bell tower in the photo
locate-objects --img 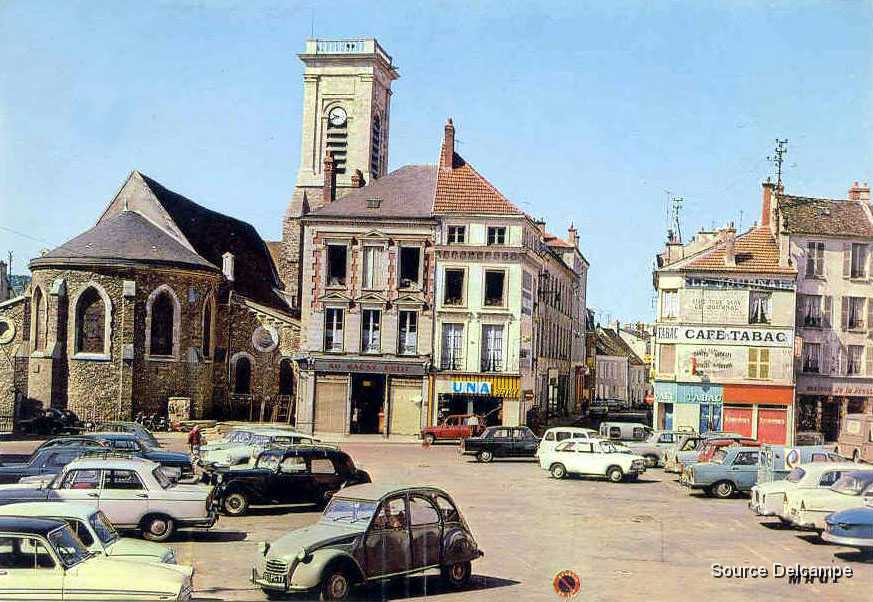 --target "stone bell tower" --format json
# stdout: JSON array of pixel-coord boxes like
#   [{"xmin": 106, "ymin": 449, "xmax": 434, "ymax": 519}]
[{"xmin": 281, "ymin": 38, "xmax": 399, "ymax": 311}]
